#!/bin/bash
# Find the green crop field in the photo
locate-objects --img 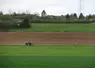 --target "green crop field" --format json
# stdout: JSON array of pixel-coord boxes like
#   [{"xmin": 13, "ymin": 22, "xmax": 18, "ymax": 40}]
[
  {"xmin": 0, "ymin": 45, "xmax": 95, "ymax": 68},
  {"xmin": 8, "ymin": 23, "xmax": 95, "ymax": 32}
]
